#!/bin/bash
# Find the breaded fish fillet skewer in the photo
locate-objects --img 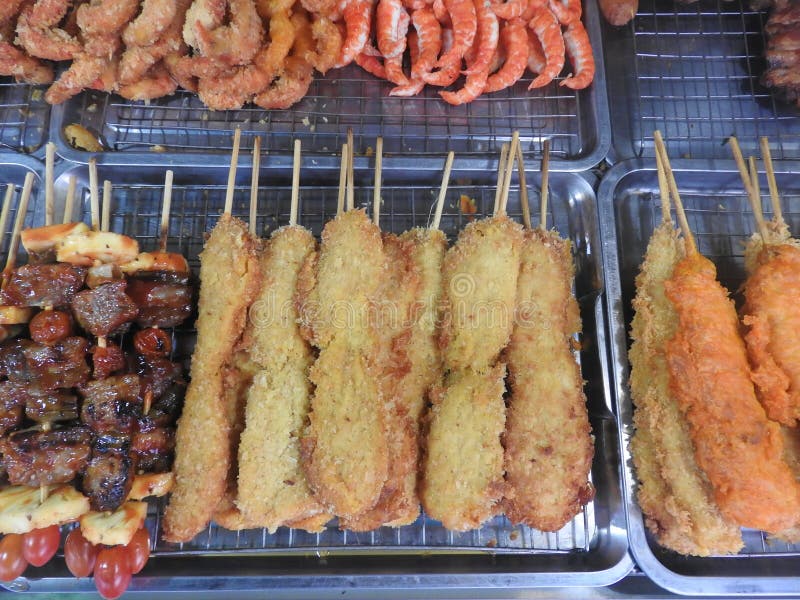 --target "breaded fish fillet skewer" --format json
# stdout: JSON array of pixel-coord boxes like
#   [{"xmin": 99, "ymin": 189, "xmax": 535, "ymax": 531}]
[
  {"xmin": 656, "ymin": 132, "xmax": 800, "ymax": 535},
  {"xmin": 502, "ymin": 142, "xmax": 595, "ymax": 532},
  {"xmin": 164, "ymin": 130, "xmax": 262, "ymax": 542},
  {"xmin": 423, "ymin": 138, "xmax": 523, "ymax": 531},
  {"xmin": 628, "ymin": 143, "xmax": 742, "ymax": 556}
]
